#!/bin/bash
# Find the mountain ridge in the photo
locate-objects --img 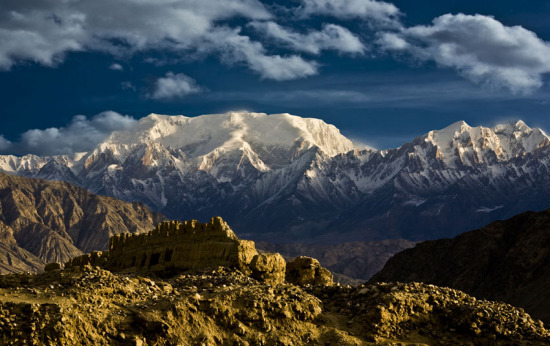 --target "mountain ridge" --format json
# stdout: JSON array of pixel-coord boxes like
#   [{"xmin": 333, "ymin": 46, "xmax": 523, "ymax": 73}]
[
  {"xmin": 2, "ymin": 111, "xmax": 550, "ymax": 242},
  {"xmin": 0, "ymin": 172, "xmax": 165, "ymax": 273}
]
